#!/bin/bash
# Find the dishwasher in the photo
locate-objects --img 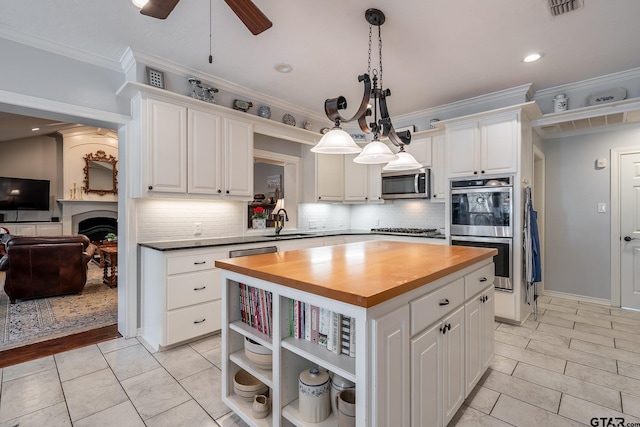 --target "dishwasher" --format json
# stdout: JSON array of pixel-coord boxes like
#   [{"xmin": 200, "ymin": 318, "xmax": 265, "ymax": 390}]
[{"xmin": 229, "ymin": 246, "xmax": 278, "ymax": 258}]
